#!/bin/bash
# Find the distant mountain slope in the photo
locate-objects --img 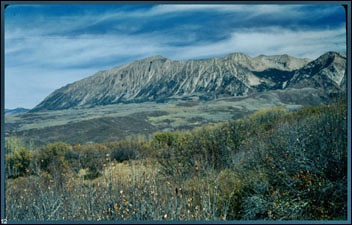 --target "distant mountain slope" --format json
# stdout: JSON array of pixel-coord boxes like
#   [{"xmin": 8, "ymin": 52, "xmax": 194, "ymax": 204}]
[
  {"xmin": 30, "ymin": 51, "xmax": 345, "ymax": 112},
  {"xmin": 286, "ymin": 52, "xmax": 346, "ymax": 91},
  {"xmin": 5, "ymin": 108, "xmax": 30, "ymax": 116}
]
